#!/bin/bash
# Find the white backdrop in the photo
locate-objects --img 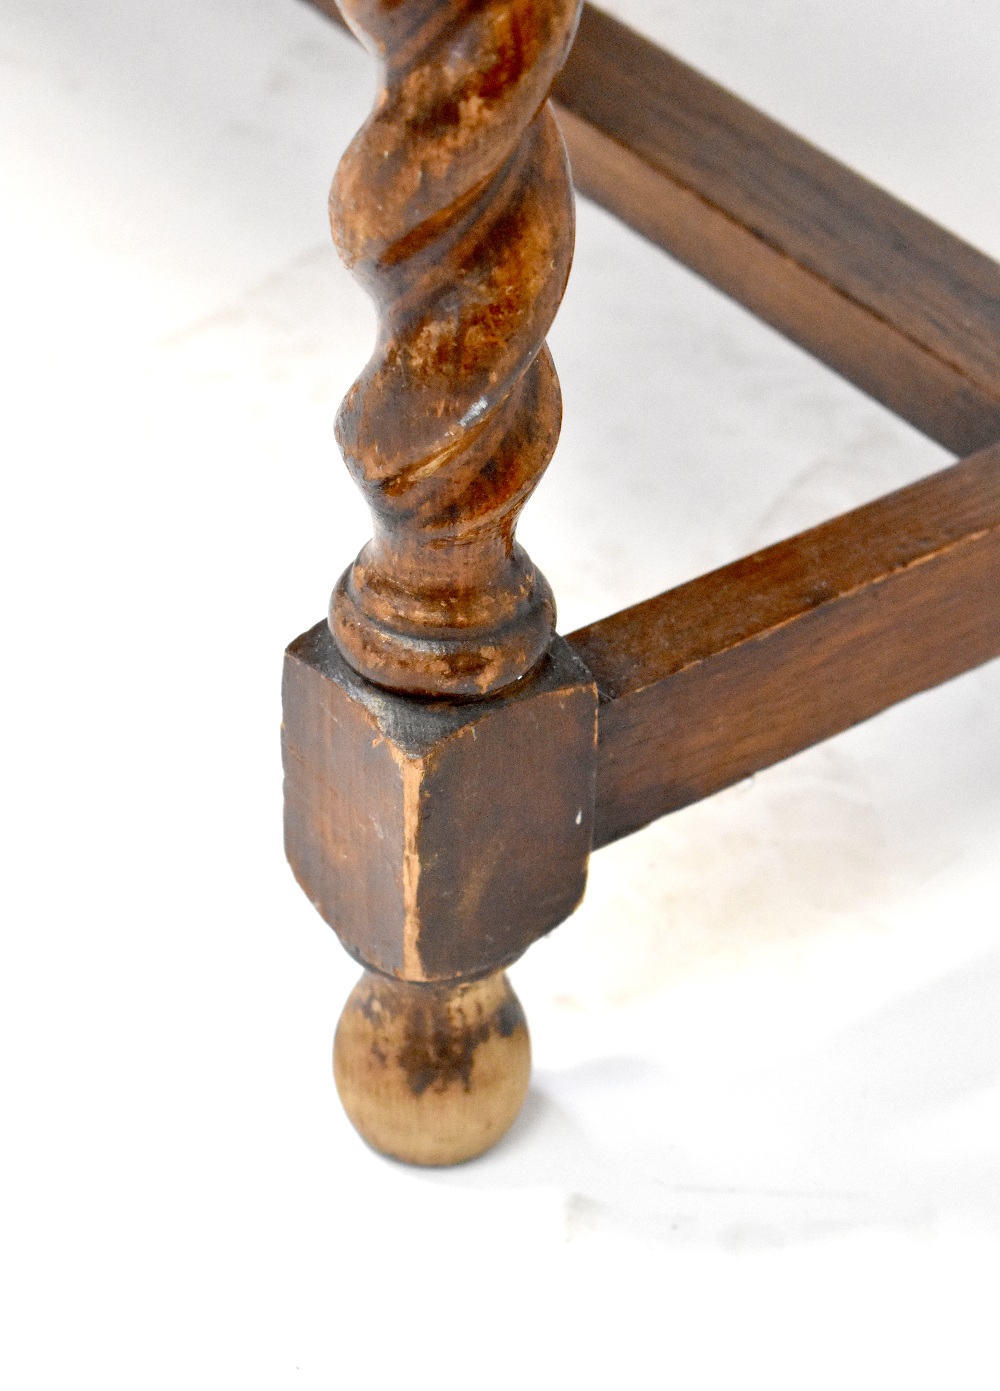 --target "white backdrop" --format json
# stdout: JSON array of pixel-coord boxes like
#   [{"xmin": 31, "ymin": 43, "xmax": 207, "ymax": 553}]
[{"xmin": 2, "ymin": 2, "xmax": 999, "ymax": 1386}]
